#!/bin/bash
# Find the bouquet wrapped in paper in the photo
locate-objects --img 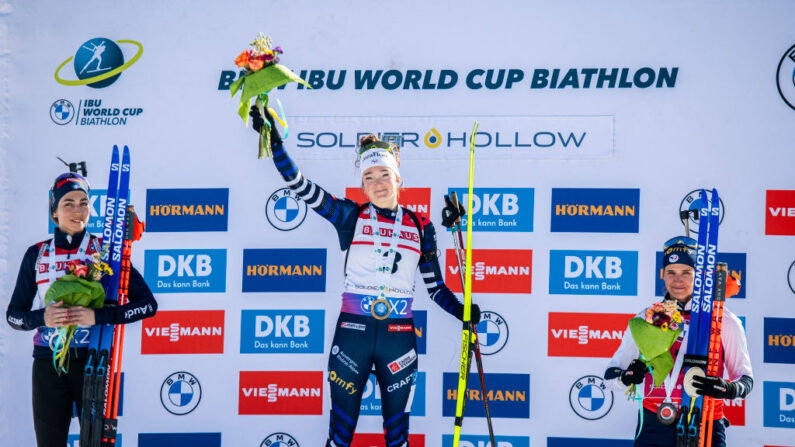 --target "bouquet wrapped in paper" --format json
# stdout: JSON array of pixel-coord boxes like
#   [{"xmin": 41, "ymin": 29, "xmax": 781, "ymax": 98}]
[
  {"xmin": 230, "ymin": 33, "xmax": 310, "ymax": 158},
  {"xmin": 628, "ymin": 300, "xmax": 684, "ymax": 388}
]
